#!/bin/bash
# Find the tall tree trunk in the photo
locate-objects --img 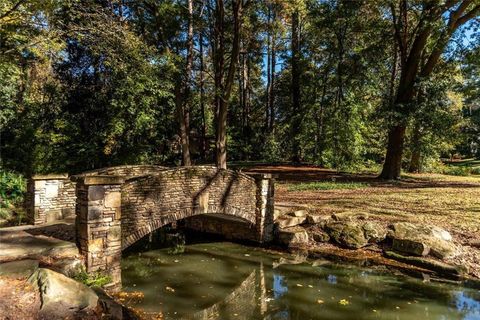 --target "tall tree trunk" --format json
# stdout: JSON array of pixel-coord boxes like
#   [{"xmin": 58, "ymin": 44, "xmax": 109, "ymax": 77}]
[
  {"xmin": 291, "ymin": 9, "xmax": 301, "ymax": 163},
  {"xmin": 380, "ymin": 125, "xmax": 407, "ymax": 179},
  {"xmin": 199, "ymin": 32, "xmax": 207, "ymax": 161},
  {"xmin": 214, "ymin": 0, "xmax": 243, "ymax": 169},
  {"xmin": 265, "ymin": 5, "xmax": 271, "ymax": 131},
  {"xmin": 268, "ymin": 11, "xmax": 276, "ymax": 132},
  {"xmin": 176, "ymin": 0, "xmax": 194, "ymax": 166}
]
